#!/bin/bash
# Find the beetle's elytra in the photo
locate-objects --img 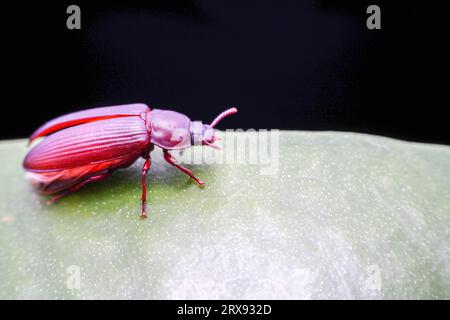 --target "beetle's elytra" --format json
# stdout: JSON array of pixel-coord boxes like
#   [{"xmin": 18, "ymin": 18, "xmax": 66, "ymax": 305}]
[{"xmin": 23, "ymin": 104, "xmax": 238, "ymax": 218}]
